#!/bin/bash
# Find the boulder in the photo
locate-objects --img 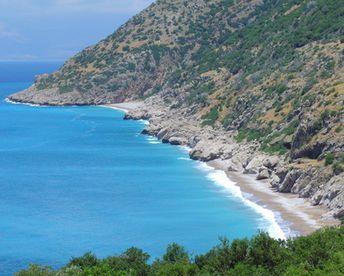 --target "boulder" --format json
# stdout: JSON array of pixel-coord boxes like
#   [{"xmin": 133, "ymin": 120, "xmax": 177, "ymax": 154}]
[
  {"xmin": 243, "ymin": 155, "xmax": 265, "ymax": 174},
  {"xmin": 278, "ymin": 169, "xmax": 302, "ymax": 193},
  {"xmin": 256, "ymin": 167, "xmax": 270, "ymax": 180},
  {"xmin": 270, "ymin": 172, "xmax": 280, "ymax": 188},
  {"xmin": 169, "ymin": 137, "xmax": 188, "ymax": 145},
  {"xmin": 263, "ymin": 156, "xmax": 280, "ymax": 169}
]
